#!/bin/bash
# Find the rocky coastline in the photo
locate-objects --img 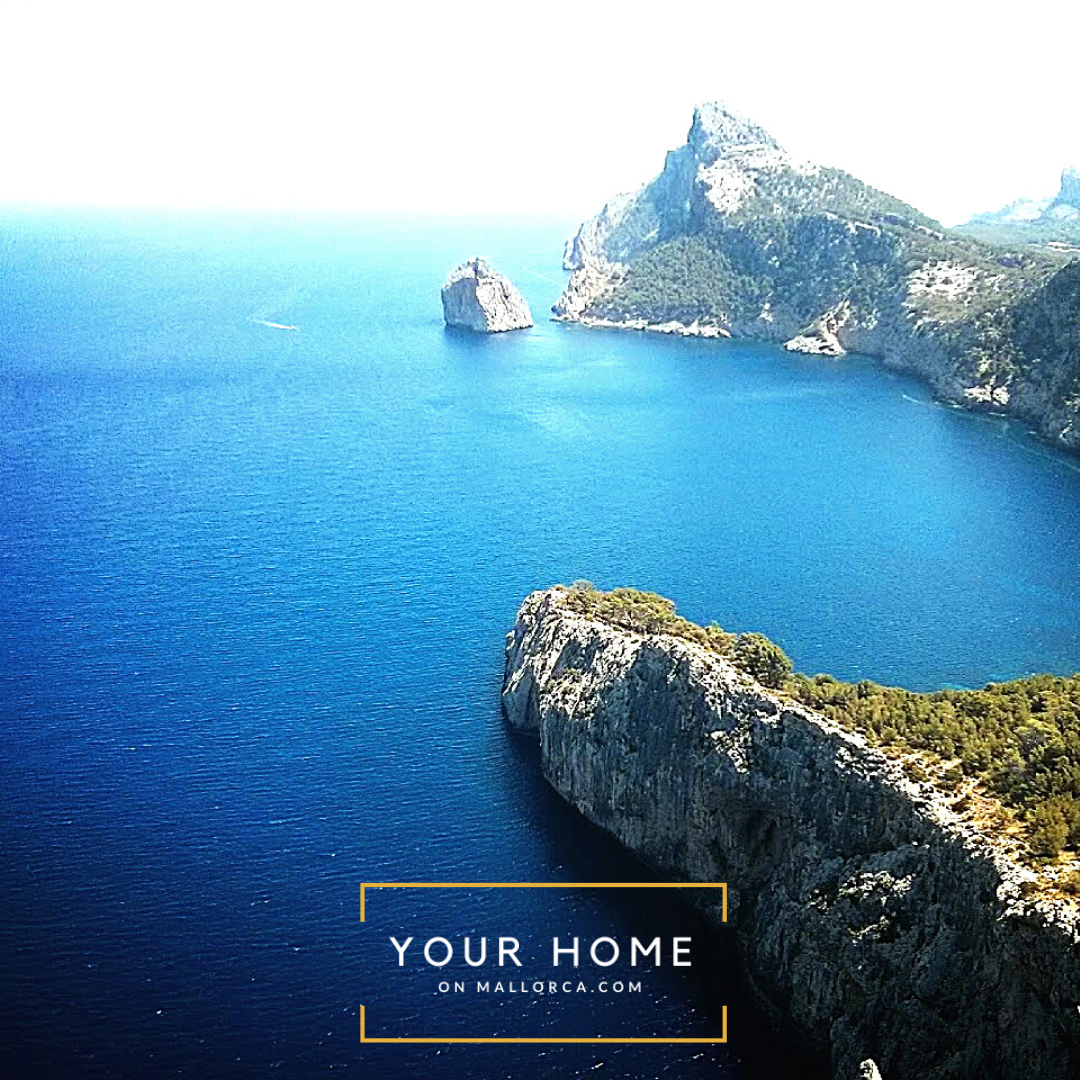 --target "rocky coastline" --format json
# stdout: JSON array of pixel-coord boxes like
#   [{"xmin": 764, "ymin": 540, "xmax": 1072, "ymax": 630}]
[
  {"xmin": 553, "ymin": 103, "xmax": 1080, "ymax": 452},
  {"xmin": 502, "ymin": 587, "xmax": 1080, "ymax": 1079}
]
